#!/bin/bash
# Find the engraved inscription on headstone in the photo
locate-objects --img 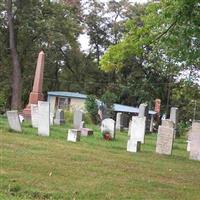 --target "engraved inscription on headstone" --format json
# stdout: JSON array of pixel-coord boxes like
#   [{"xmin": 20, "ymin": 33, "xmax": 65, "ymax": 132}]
[
  {"xmin": 38, "ymin": 101, "xmax": 50, "ymax": 136},
  {"xmin": 156, "ymin": 124, "xmax": 174, "ymax": 155},
  {"xmin": 6, "ymin": 111, "xmax": 22, "ymax": 132}
]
